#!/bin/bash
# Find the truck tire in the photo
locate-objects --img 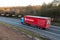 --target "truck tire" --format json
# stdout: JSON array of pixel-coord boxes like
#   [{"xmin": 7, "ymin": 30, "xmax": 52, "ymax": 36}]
[{"xmin": 42, "ymin": 28, "xmax": 46, "ymax": 30}]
